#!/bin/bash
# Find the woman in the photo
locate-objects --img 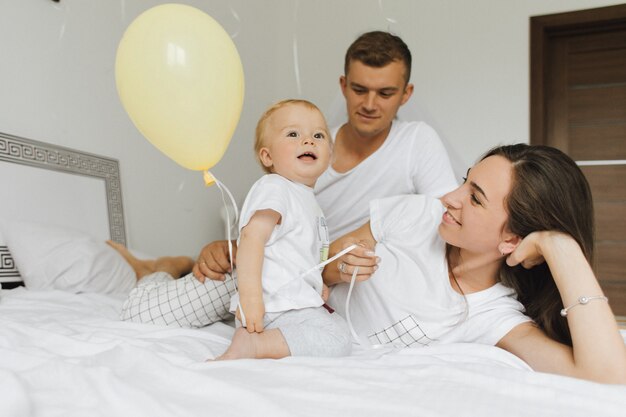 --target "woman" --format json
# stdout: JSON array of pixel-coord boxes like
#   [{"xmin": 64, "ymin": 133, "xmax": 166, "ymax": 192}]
[
  {"xmin": 116, "ymin": 144, "xmax": 625, "ymax": 383},
  {"xmin": 324, "ymin": 144, "xmax": 625, "ymax": 383}
]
